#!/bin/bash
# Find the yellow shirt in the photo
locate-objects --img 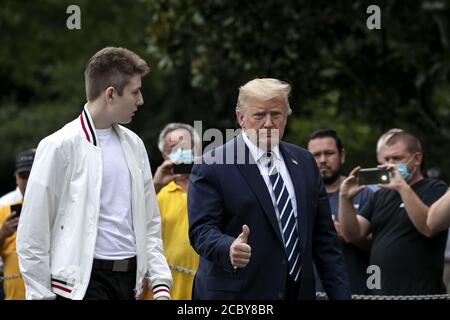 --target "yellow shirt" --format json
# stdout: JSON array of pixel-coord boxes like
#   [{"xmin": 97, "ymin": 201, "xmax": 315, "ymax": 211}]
[
  {"xmin": 0, "ymin": 202, "xmax": 25, "ymax": 300},
  {"xmin": 144, "ymin": 182, "xmax": 199, "ymax": 300}
]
